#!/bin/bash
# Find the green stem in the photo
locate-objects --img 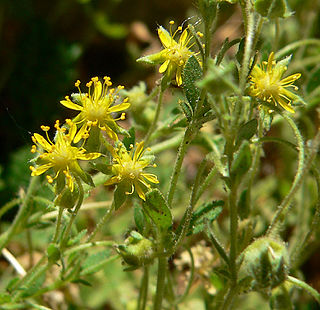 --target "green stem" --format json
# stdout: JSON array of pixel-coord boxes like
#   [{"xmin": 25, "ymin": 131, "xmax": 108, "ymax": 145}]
[
  {"xmin": 65, "ymin": 240, "xmax": 114, "ymax": 255},
  {"xmin": 240, "ymin": 0, "xmax": 255, "ymax": 92},
  {"xmin": 60, "ymin": 177, "xmax": 84, "ymax": 248},
  {"xmin": 195, "ymin": 166, "xmax": 217, "ymax": 203},
  {"xmin": 275, "ymin": 39, "xmax": 320, "ymax": 59},
  {"xmin": 220, "ymin": 284, "xmax": 239, "ymax": 310},
  {"xmin": 137, "ymin": 266, "xmax": 149, "ymax": 310},
  {"xmin": 229, "ymin": 183, "xmax": 239, "ymax": 283},
  {"xmin": 144, "ymin": 85, "xmax": 164, "ymax": 145},
  {"xmin": 153, "ymin": 256, "xmax": 167, "ymax": 310},
  {"xmin": 52, "ymin": 206, "xmax": 63, "ymax": 244},
  {"xmin": 274, "ymin": 18, "xmax": 280, "ymax": 52},
  {"xmin": 267, "ymin": 113, "xmax": 305, "ymax": 235},
  {"xmin": 0, "ymin": 198, "xmax": 21, "ymax": 221},
  {"xmin": 0, "ymin": 176, "xmax": 39, "ymax": 252},
  {"xmin": 167, "ymin": 127, "xmax": 192, "ymax": 208},
  {"xmin": 86, "ymin": 201, "xmax": 115, "ymax": 242},
  {"xmin": 287, "ymin": 276, "xmax": 320, "ymax": 303},
  {"xmin": 151, "ymin": 133, "xmax": 184, "ymax": 154}
]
